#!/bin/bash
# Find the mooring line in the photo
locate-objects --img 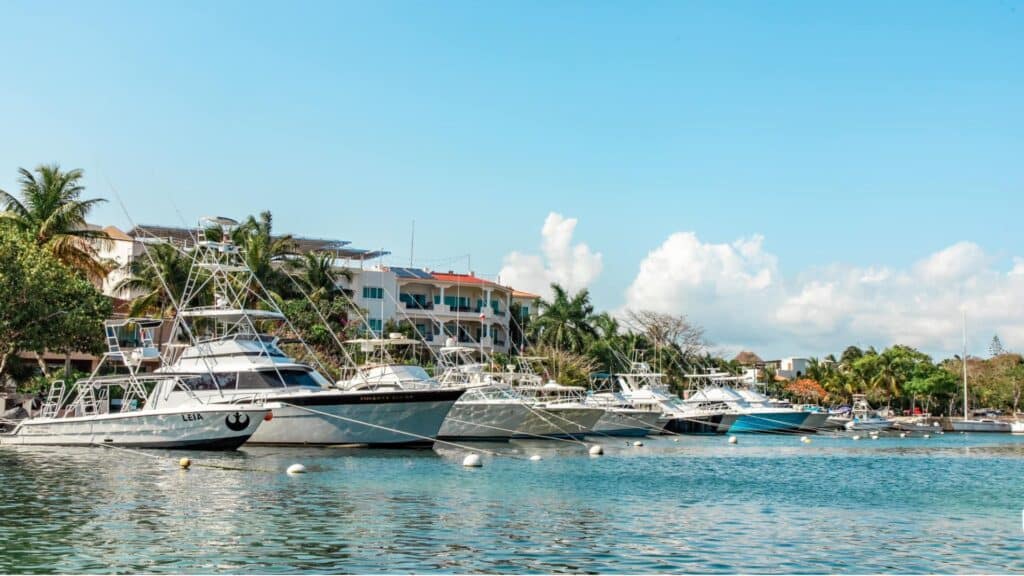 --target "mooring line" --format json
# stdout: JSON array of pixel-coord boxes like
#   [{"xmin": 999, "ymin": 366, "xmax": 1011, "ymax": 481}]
[{"xmin": 279, "ymin": 402, "xmax": 530, "ymax": 460}]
